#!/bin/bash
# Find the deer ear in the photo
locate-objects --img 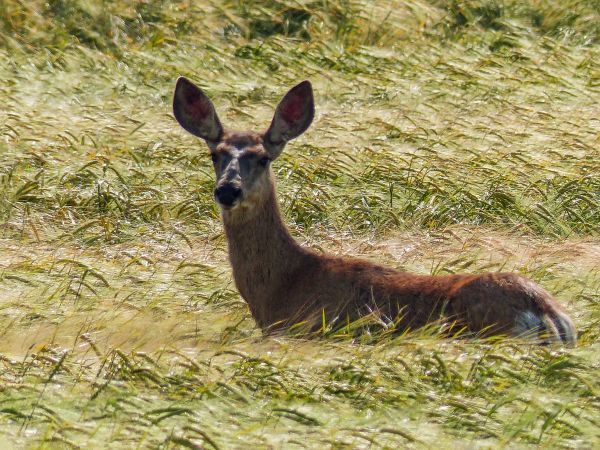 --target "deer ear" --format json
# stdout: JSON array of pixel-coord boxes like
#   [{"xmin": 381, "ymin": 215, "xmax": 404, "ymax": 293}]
[
  {"xmin": 264, "ymin": 80, "xmax": 314, "ymax": 158},
  {"xmin": 173, "ymin": 77, "xmax": 223, "ymax": 143}
]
